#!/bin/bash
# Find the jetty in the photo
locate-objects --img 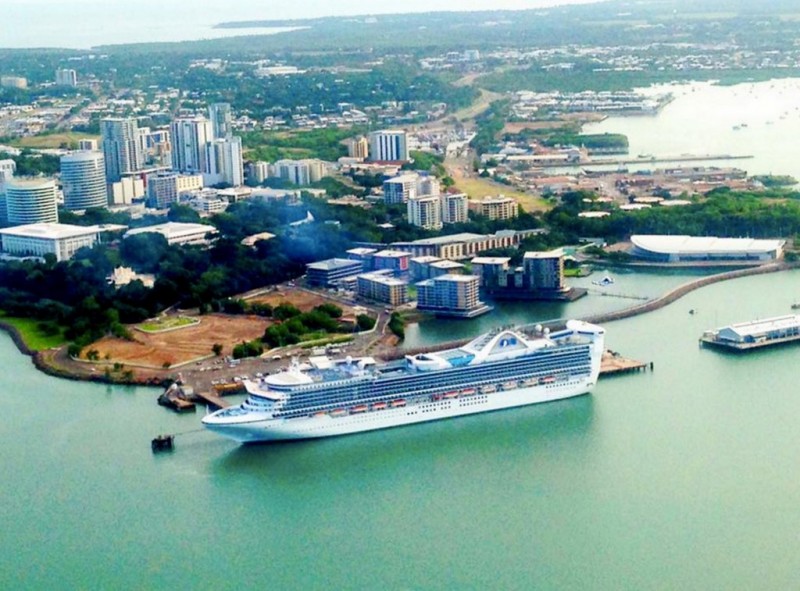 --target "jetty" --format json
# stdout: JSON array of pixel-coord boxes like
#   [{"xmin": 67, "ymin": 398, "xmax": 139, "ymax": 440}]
[
  {"xmin": 599, "ymin": 351, "xmax": 649, "ymax": 377},
  {"xmin": 700, "ymin": 314, "xmax": 800, "ymax": 351},
  {"xmin": 157, "ymin": 383, "xmax": 196, "ymax": 413}
]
